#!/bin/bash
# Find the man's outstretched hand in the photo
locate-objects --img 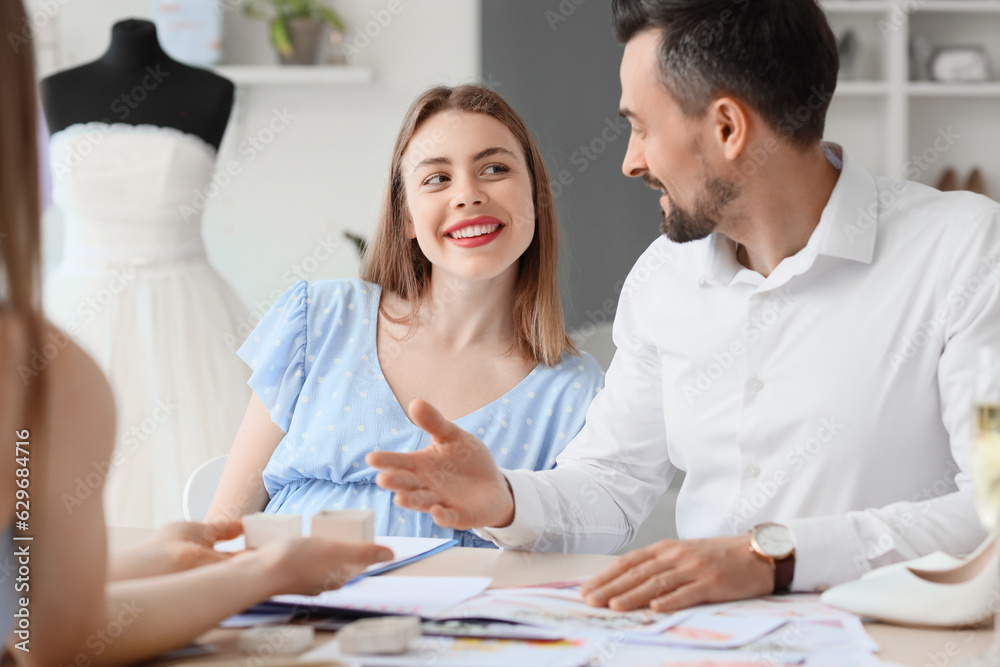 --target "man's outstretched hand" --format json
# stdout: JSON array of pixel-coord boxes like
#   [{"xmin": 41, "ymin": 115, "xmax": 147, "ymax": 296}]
[{"xmin": 366, "ymin": 399, "xmax": 515, "ymax": 530}]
